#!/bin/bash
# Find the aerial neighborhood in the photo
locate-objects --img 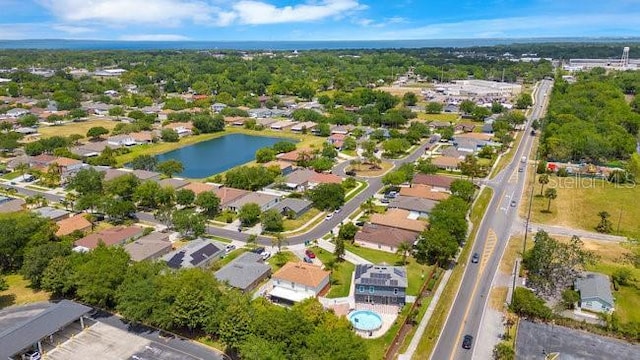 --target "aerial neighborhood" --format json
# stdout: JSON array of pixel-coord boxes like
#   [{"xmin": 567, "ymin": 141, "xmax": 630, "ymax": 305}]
[{"xmin": 1, "ymin": 41, "xmax": 640, "ymax": 360}]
